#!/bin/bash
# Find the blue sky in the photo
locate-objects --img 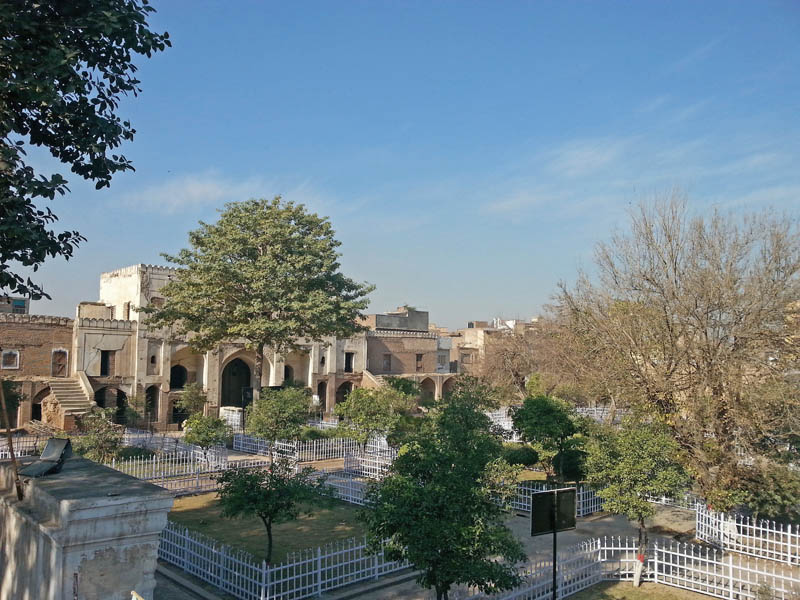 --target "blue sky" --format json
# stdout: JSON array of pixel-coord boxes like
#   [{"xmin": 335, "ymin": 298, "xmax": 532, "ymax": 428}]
[{"xmin": 27, "ymin": 1, "xmax": 800, "ymax": 329}]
